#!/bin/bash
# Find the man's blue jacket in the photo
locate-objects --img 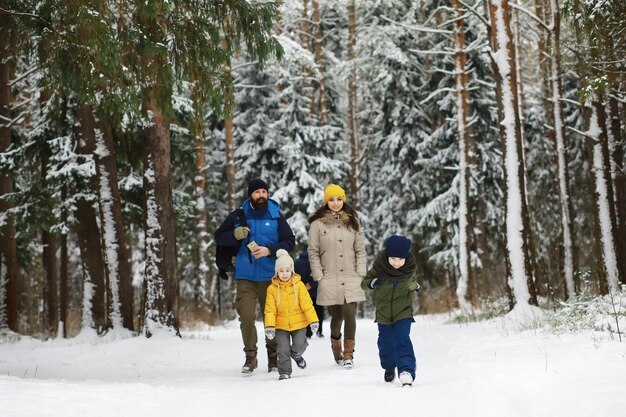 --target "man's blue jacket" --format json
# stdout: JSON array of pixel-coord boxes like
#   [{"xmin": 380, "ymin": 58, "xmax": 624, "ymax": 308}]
[{"xmin": 214, "ymin": 198, "xmax": 295, "ymax": 282}]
